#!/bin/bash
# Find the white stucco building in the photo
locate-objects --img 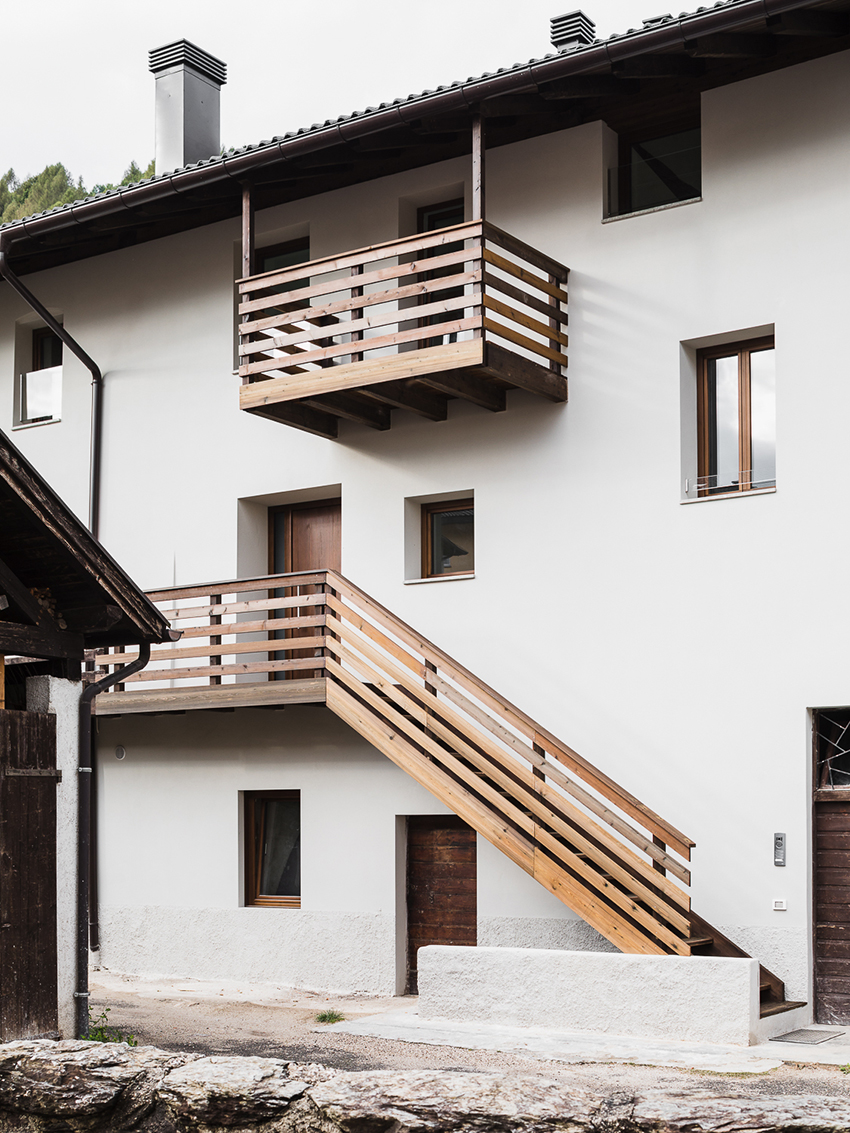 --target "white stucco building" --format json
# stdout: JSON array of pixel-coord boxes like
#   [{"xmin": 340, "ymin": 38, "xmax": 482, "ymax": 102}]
[{"xmin": 2, "ymin": 0, "xmax": 849, "ymax": 1033}]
